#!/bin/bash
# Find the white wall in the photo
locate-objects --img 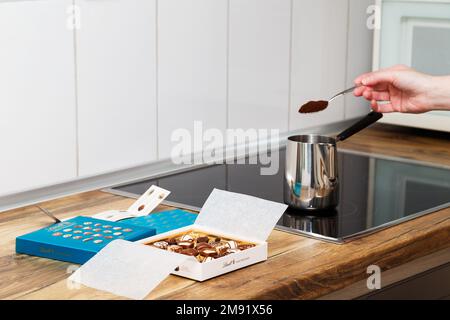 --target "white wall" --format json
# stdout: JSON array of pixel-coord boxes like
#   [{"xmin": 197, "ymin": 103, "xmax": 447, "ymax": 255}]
[{"xmin": 0, "ymin": 0, "xmax": 374, "ymax": 202}]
